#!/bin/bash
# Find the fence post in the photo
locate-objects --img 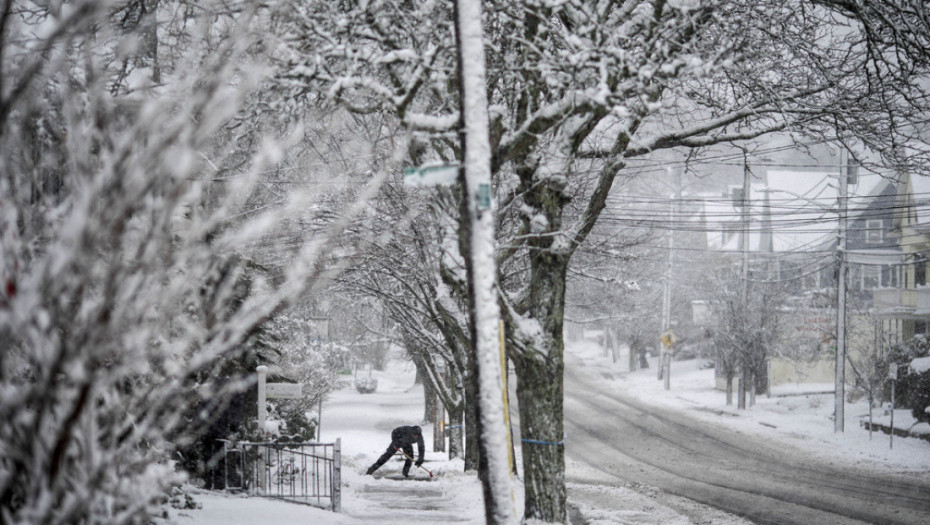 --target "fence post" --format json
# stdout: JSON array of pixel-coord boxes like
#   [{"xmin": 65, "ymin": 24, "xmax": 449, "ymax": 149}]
[
  {"xmin": 333, "ymin": 438, "xmax": 341, "ymax": 512},
  {"xmin": 256, "ymin": 366, "xmax": 268, "ymax": 436},
  {"xmin": 222, "ymin": 440, "xmax": 228, "ymax": 490},
  {"xmin": 256, "ymin": 366, "xmax": 268, "ymax": 492}
]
